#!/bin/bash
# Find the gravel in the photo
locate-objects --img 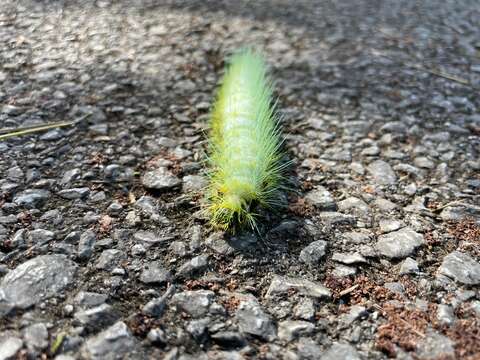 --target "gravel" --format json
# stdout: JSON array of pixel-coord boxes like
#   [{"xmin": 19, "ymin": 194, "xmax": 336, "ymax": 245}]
[{"xmin": 0, "ymin": 0, "xmax": 479, "ymax": 358}]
